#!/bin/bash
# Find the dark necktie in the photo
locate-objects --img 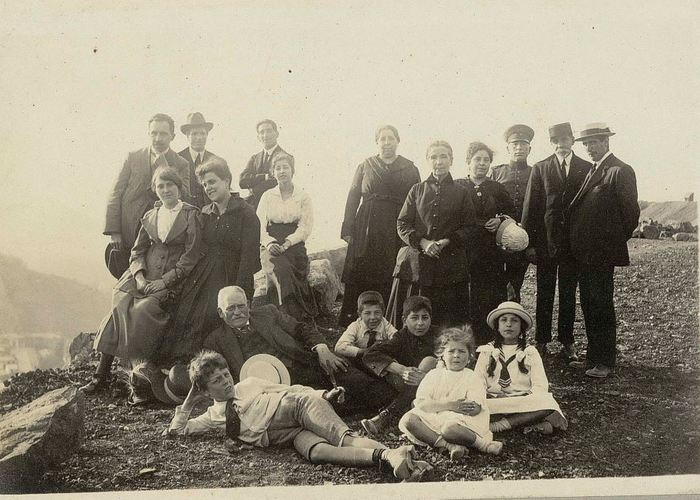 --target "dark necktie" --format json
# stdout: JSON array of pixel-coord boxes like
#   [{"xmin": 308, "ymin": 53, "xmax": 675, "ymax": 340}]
[
  {"xmin": 262, "ymin": 152, "xmax": 270, "ymax": 172},
  {"xmin": 225, "ymin": 399, "xmax": 241, "ymax": 439},
  {"xmin": 366, "ymin": 329, "xmax": 378, "ymax": 348},
  {"xmin": 498, "ymin": 353, "xmax": 518, "ymax": 388},
  {"xmin": 194, "ymin": 153, "xmax": 202, "ymax": 166},
  {"xmin": 560, "ymin": 160, "xmax": 567, "ymax": 180}
]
